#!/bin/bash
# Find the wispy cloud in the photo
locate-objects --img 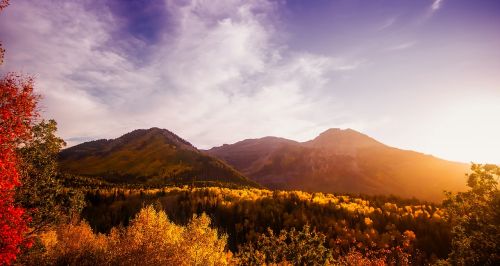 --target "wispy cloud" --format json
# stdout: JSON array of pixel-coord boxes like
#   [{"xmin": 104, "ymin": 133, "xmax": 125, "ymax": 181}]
[
  {"xmin": 377, "ymin": 17, "xmax": 398, "ymax": 31},
  {"xmin": 431, "ymin": 0, "xmax": 444, "ymax": 12},
  {"xmin": 386, "ymin": 41, "xmax": 417, "ymax": 51},
  {"xmin": 415, "ymin": 0, "xmax": 445, "ymax": 24},
  {"xmin": 331, "ymin": 59, "xmax": 366, "ymax": 71},
  {"xmin": 0, "ymin": 0, "xmax": 346, "ymax": 147}
]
